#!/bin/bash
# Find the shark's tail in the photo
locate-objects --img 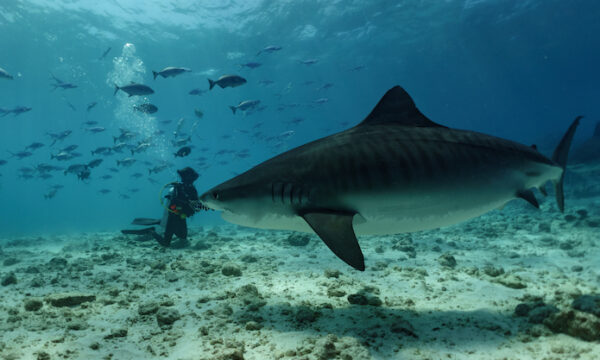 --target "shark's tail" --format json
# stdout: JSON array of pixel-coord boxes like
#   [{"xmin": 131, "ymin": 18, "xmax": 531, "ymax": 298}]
[
  {"xmin": 551, "ymin": 115, "xmax": 582, "ymax": 212},
  {"xmin": 152, "ymin": 71, "xmax": 158, "ymax": 80},
  {"xmin": 113, "ymin": 84, "xmax": 120, "ymax": 96},
  {"xmin": 208, "ymin": 79, "xmax": 215, "ymax": 90},
  {"xmin": 229, "ymin": 106, "xmax": 237, "ymax": 114}
]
